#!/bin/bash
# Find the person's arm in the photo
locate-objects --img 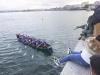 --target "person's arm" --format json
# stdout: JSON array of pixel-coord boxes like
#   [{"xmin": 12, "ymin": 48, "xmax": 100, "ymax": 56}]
[{"xmin": 75, "ymin": 24, "xmax": 87, "ymax": 29}]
